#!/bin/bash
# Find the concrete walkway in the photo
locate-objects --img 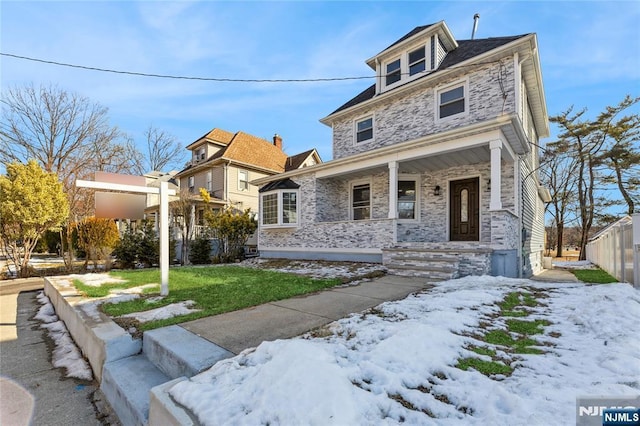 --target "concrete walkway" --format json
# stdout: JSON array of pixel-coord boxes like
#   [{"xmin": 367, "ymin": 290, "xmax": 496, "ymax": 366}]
[
  {"xmin": 531, "ymin": 268, "xmax": 580, "ymax": 283},
  {"xmin": 181, "ymin": 275, "xmax": 433, "ymax": 354}
]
